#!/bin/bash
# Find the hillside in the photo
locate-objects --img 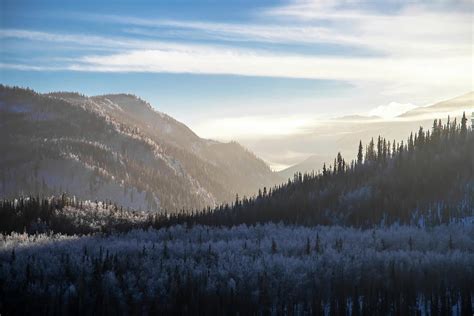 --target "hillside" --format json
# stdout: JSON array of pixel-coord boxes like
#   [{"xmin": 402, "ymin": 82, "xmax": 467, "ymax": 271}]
[
  {"xmin": 277, "ymin": 92, "xmax": 473, "ymax": 178},
  {"xmin": 0, "ymin": 85, "xmax": 281, "ymax": 212},
  {"xmin": 400, "ymin": 91, "xmax": 473, "ymax": 118},
  {"xmin": 278, "ymin": 154, "xmax": 327, "ymax": 181},
  {"xmin": 169, "ymin": 115, "xmax": 474, "ymax": 227},
  {"xmin": 3, "ymin": 114, "xmax": 470, "ymax": 233},
  {"xmin": 2, "ymin": 223, "xmax": 472, "ymax": 315}
]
